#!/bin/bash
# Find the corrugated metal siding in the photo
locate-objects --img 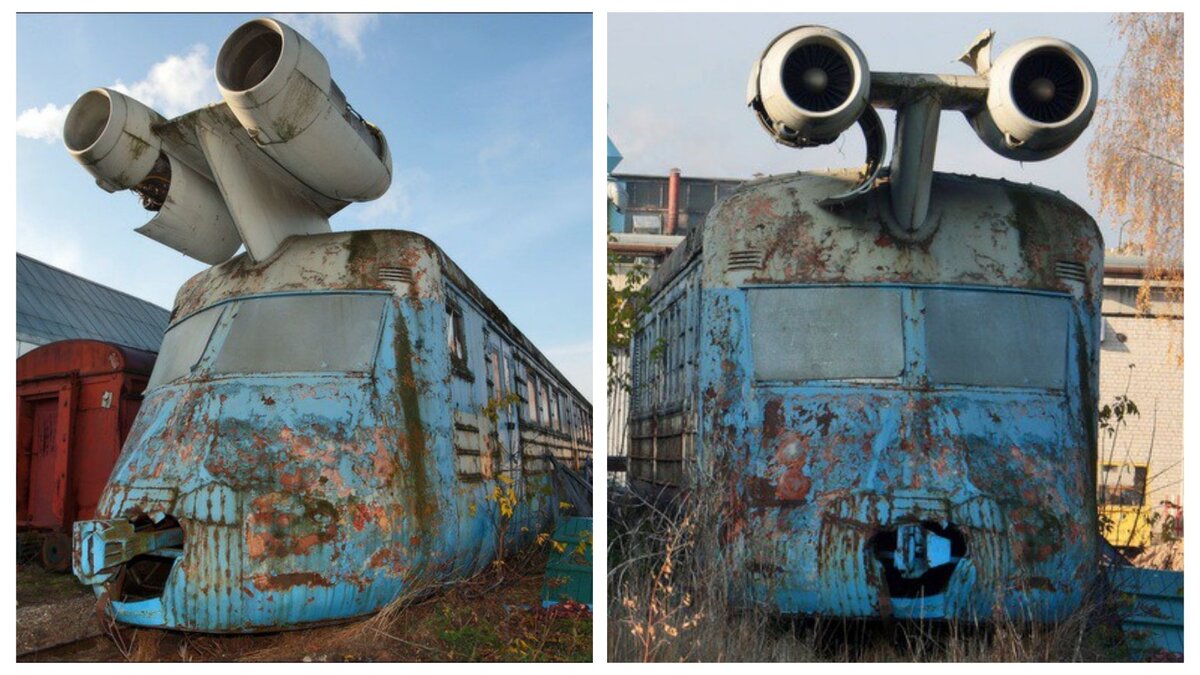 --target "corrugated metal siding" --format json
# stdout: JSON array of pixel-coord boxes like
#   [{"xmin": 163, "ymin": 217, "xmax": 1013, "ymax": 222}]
[{"xmin": 16, "ymin": 254, "xmax": 171, "ymax": 353}]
